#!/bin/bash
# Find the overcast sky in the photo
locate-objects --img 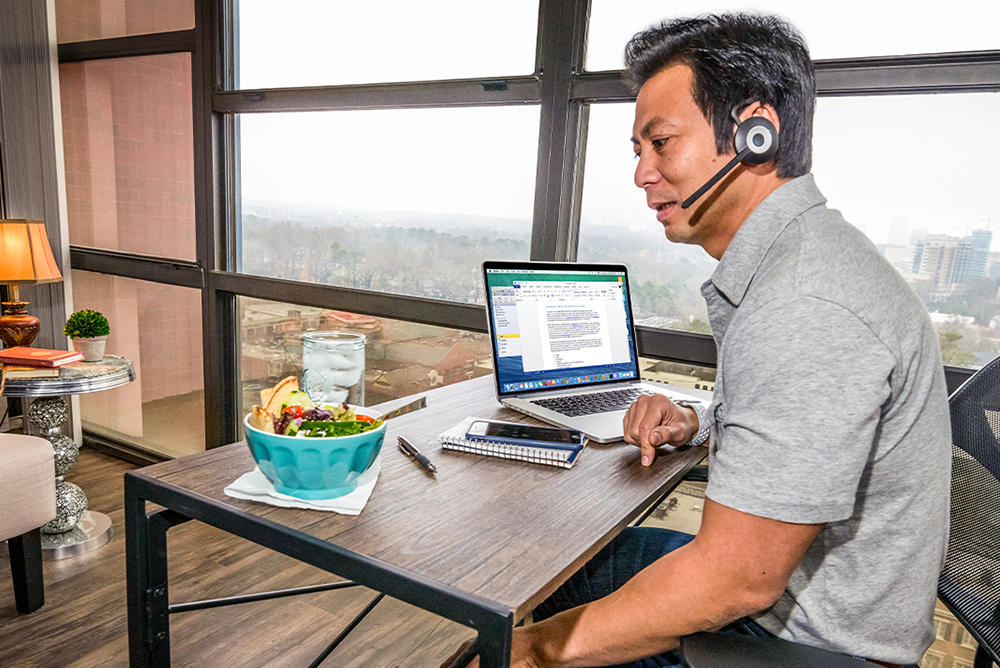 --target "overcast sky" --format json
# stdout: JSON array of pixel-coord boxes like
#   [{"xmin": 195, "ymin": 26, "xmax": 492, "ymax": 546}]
[{"xmin": 237, "ymin": 1, "xmax": 1000, "ymax": 250}]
